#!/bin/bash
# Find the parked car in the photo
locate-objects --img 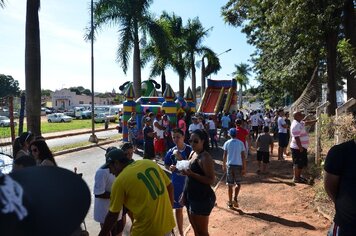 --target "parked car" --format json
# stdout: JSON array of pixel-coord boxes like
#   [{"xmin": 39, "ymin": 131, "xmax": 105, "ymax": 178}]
[
  {"xmin": 47, "ymin": 113, "xmax": 73, "ymax": 123},
  {"xmin": 94, "ymin": 113, "xmax": 108, "ymax": 123},
  {"xmin": 81, "ymin": 110, "xmax": 92, "ymax": 119},
  {"xmin": 0, "ymin": 116, "xmax": 17, "ymax": 127}
]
